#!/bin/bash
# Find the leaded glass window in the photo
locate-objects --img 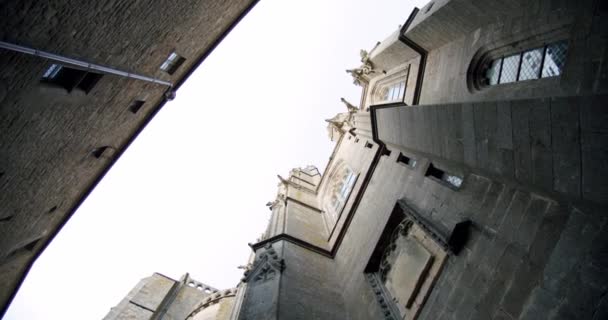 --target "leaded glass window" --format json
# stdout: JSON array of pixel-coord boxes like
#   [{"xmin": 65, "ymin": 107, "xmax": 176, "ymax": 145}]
[
  {"xmin": 519, "ymin": 48, "xmax": 543, "ymax": 81},
  {"xmin": 483, "ymin": 40, "xmax": 568, "ymax": 86},
  {"xmin": 499, "ymin": 54, "xmax": 520, "ymax": 84},
  {"xmin": 542, "ymin": 41, "xmax": 568, "ymax": 78}
]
